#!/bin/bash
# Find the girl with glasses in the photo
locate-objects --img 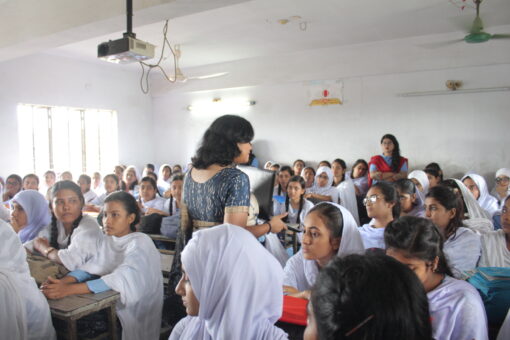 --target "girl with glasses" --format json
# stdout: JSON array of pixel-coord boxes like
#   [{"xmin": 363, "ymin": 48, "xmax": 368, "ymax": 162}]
[
  {"xmin": 491, "ymin": 168, "xmax": 510, "ymax": 208},
  {"xmin": 305, "ymin": 166, "xmax": 337, "ymax": 203},
  {"xmin": 358, "ymin": 181, "xmax": 400, "ymax": 249}
]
